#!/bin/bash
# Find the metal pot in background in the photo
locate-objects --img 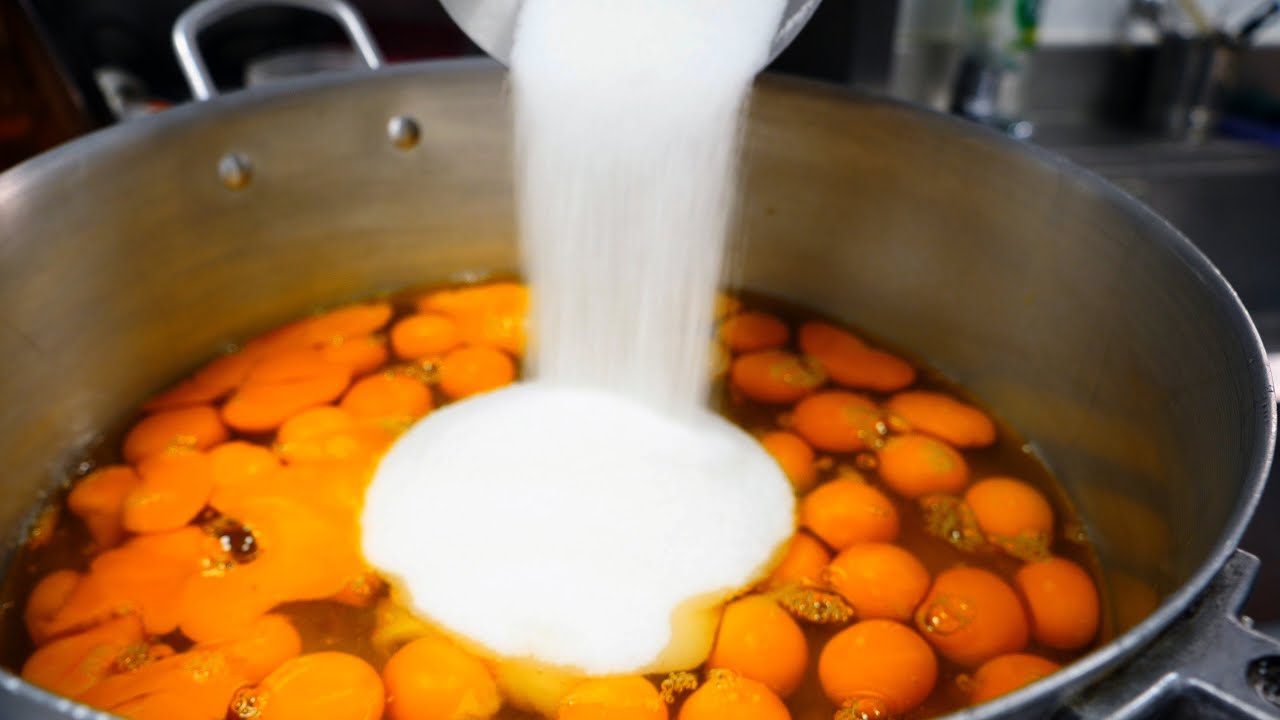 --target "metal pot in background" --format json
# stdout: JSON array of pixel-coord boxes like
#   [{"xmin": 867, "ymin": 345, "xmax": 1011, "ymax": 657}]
[
  {"xmin": 1143, "ymin": 33, "xmax": 1235, "ymax": 141},
  {"xmin": 0, "ymin": 2, "xmax": 1278, "ymax": 719},
  {"xmin": 1137, "ymin": 0, "xmax": 1280, "ymax": 142}
]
